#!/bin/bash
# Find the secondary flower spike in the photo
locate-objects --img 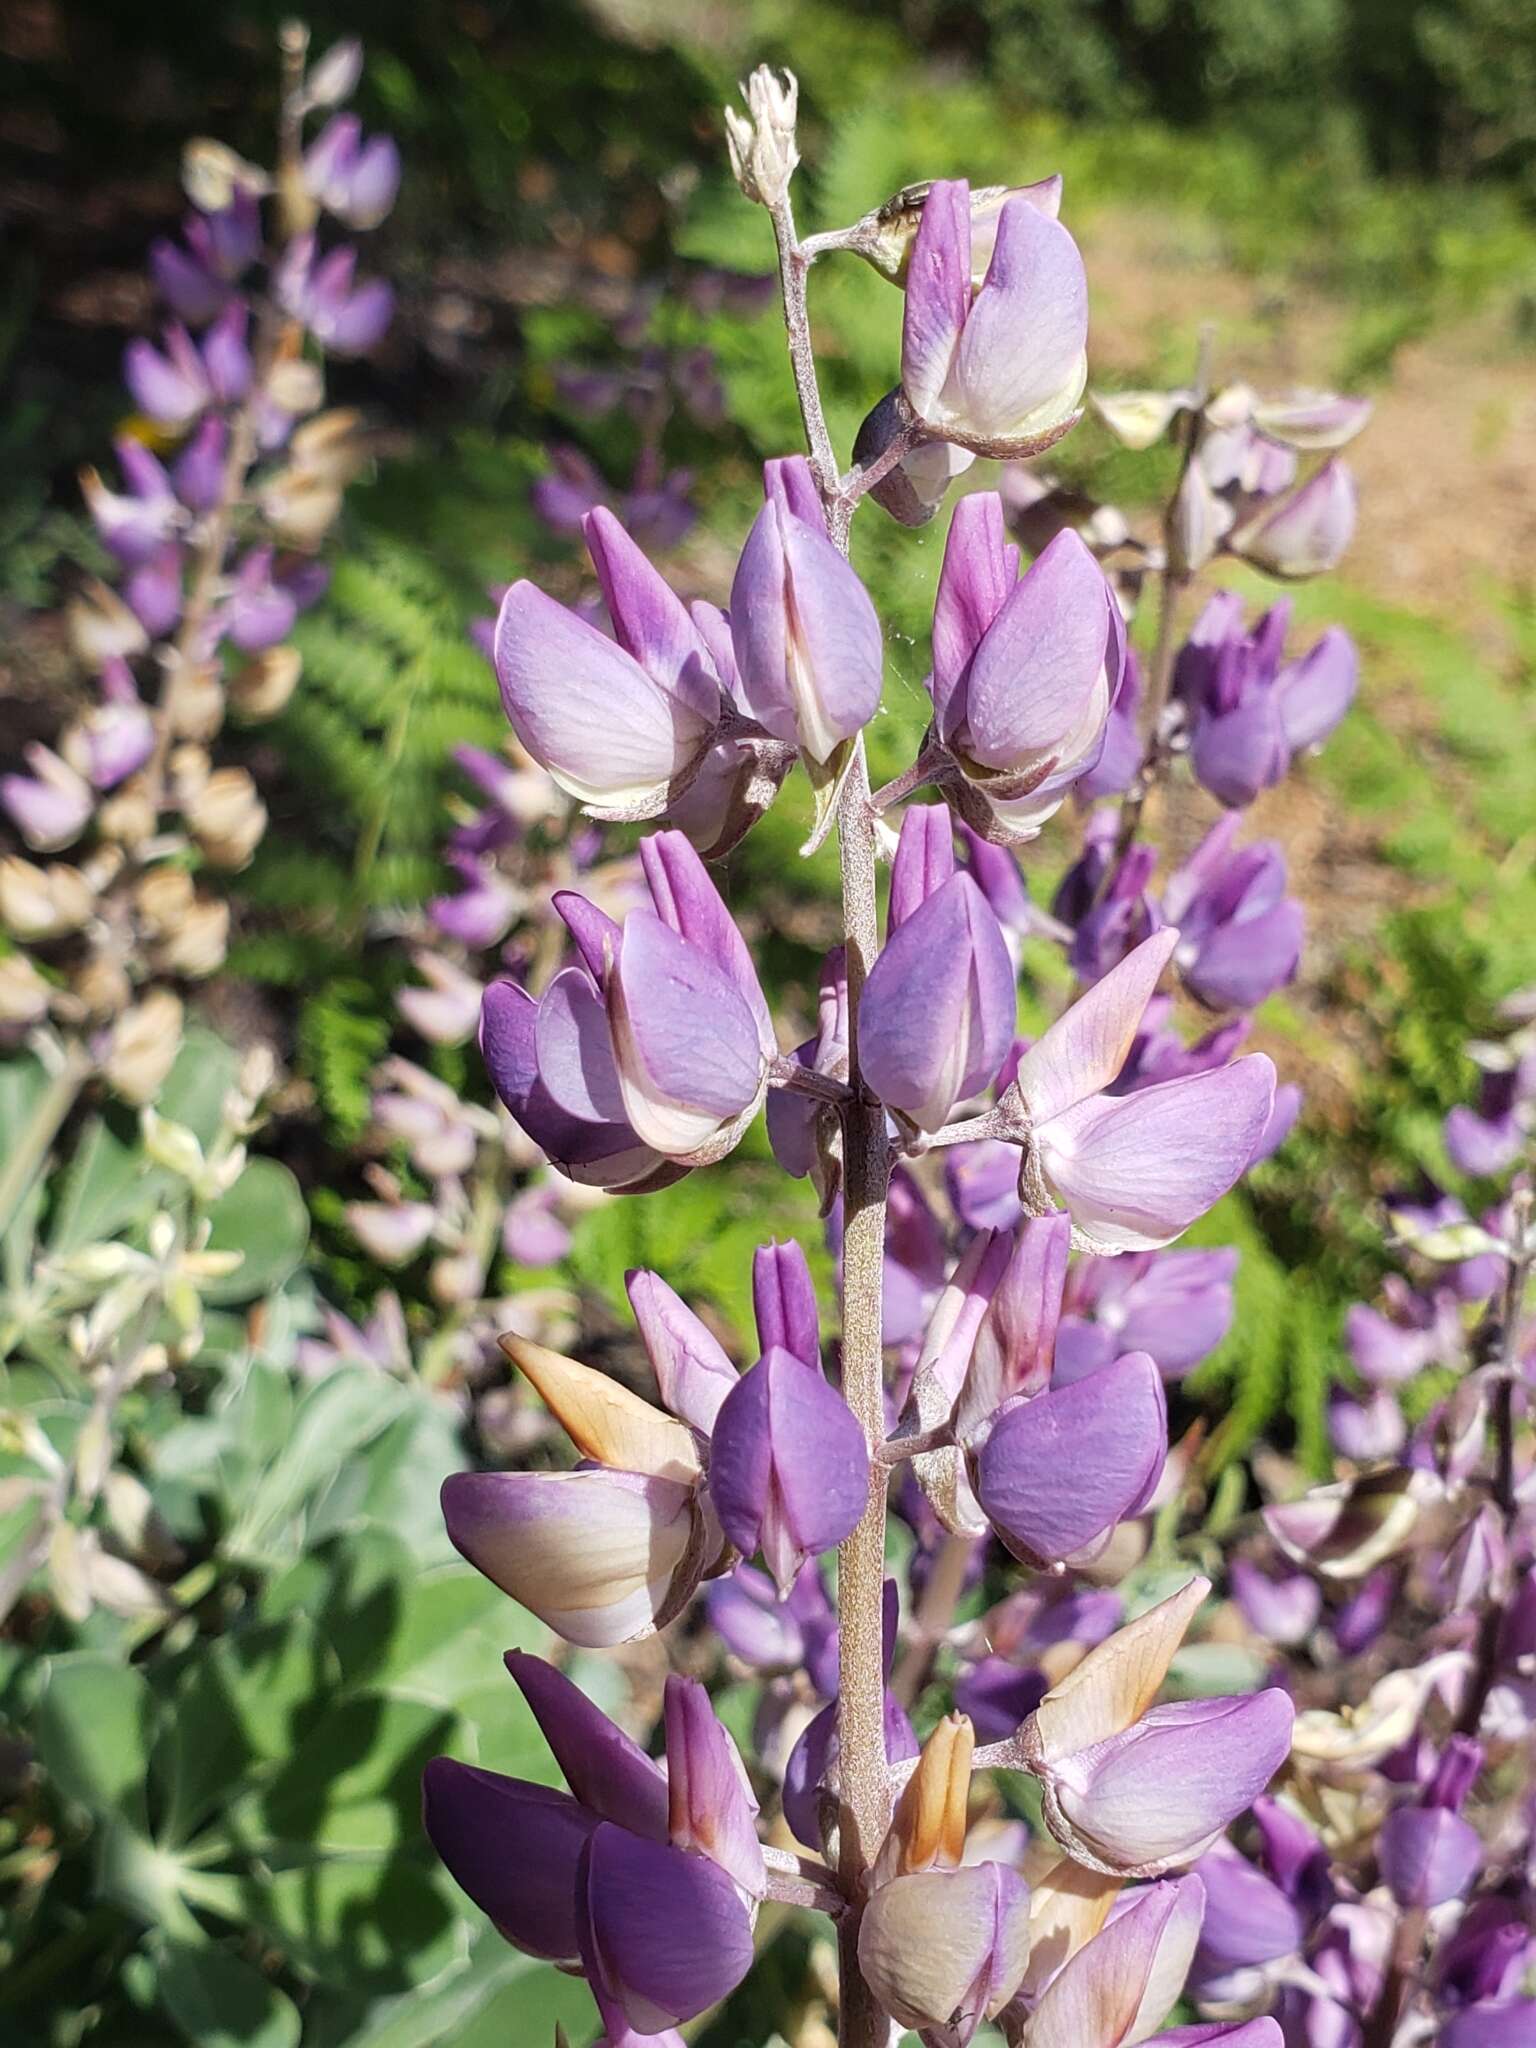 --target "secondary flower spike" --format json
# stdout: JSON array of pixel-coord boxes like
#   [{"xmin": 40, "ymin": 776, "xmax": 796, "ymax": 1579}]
[{"xmin": 902, "ymin": 177, "xmax": 1089, "ymax": 458}]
